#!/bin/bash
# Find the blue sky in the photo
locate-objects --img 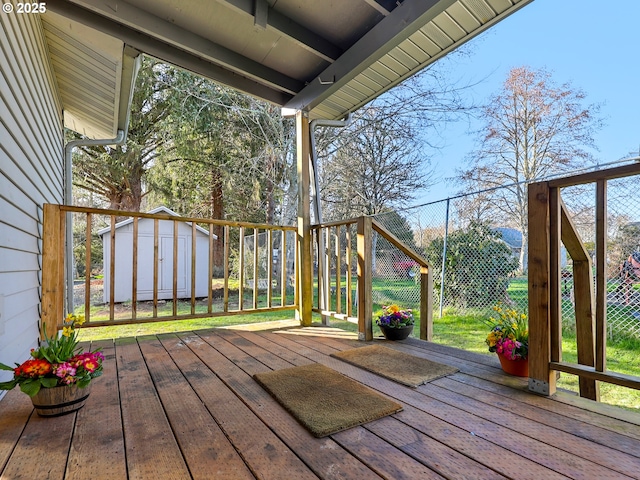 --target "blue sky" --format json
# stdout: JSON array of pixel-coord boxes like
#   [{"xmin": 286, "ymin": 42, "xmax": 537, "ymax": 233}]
[{"xmin": 418, "ymin": 0, "xmax": 640, "ymax": 204}]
